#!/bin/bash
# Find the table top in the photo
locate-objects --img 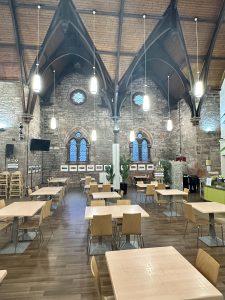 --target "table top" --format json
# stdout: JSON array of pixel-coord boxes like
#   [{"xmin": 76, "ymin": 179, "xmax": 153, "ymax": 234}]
[
  {"xmin": 48, "ymin": 177, "xmax": 69, "ymax": 183},
  {"xmin": 136, "ymin": 183, "xmax": 169, "ymax": 189},
  {"xmin": 92, "ymin": 192, "xmax": 121, "ymax": 199},
  {"xmin": 190, "ymin": 202, "xmax": 225, "ymax": 214},
  {"xmin": 85, "ymin": 204, "xmax": 149, "ymax": 220},
  {"xmin": 80, "ymin": 177, "xmax": 95, "ymax": 182},
  {"xmin": 105, "ymin": 246, "xmax": 223, "ymax": 300},
  {"xmin": 84, "ymin": 184, "xmax": 113, "ymax": 189},
  {"xmin": 30, "ymin": 186, "xmax": 63, "ymax": 196},
  {"xmin": 0, "ymin": 201, "xmax": 45, "ymax": 217},
  {"xmin": 0, "ymin": 270, "xmax": 7, "ymax": 283},
  {"xmin": 156, "ymin": 189, "xmax": 187, "ymax": 196},
  {"xmin": 133, "ymin": 175, "xmax": 149, "ymax": 179}
]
